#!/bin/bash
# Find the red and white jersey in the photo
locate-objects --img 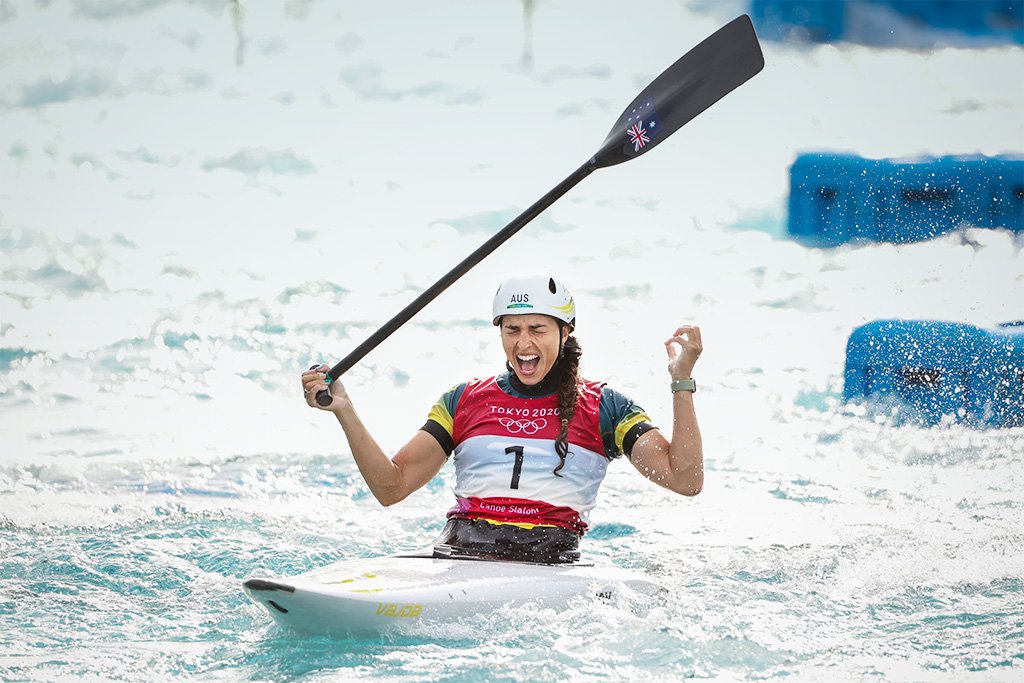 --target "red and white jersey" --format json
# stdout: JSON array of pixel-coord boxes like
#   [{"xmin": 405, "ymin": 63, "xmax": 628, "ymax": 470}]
[{"xmin": 423, "ymin": 373, "xmax": 654, "ymax": 534}]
